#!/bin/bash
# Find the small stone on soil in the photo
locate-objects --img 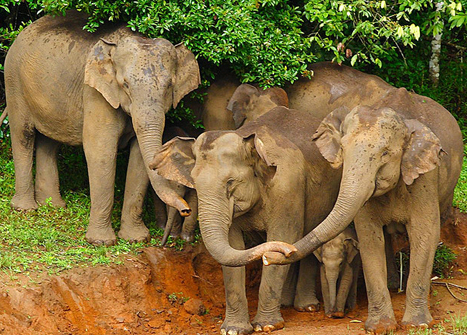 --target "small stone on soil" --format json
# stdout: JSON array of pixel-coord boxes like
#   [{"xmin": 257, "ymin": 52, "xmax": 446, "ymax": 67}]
[{"xmin": 184, "ymin": 298, "xmax": 206, "ymax": 315}]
